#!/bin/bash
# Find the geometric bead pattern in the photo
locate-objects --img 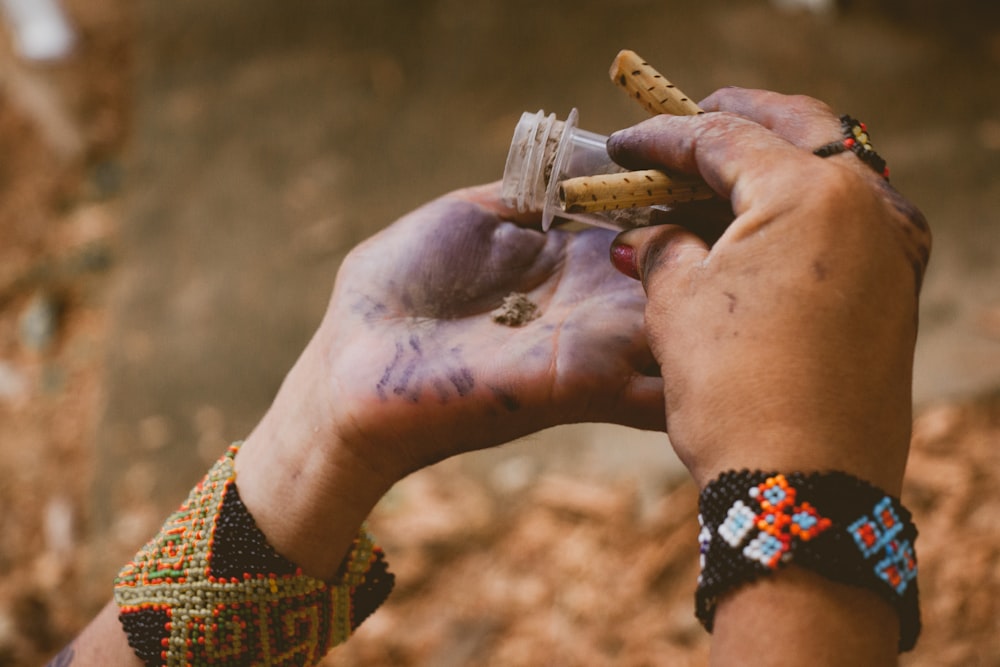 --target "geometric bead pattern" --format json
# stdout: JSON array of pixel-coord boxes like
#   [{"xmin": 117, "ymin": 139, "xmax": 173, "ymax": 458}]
[
  {"xmin": 874, "ymin": 538, "xmax": 918, "ymax": 596},
  {"xmin": 696, "ymin": 469, "xmax": 921, "ymax": 652},
  {"xmin": 114, "ymin": 444, "xmax": 393, "ymax": 667},
  {"xmin": 743, "ymin": 531, "xmax": 788, "ymax": 569},
  {"xmin": 716, "ymin": 474, "xmax": 833, "ymax": 570},
  {"xmin": 848, "ymin": 497, "xmax": 902, "ymax": 557},
  {"xmin": 718, "ymin": 500, "xmax": 756, "ymax": 548},
  {"xmin": 848, "ymin": 497, "xmax": 918, "ymax": 595},
  {"xmin": 697, "ymin": 515, "xmax": 712, "ymax": 583}
]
